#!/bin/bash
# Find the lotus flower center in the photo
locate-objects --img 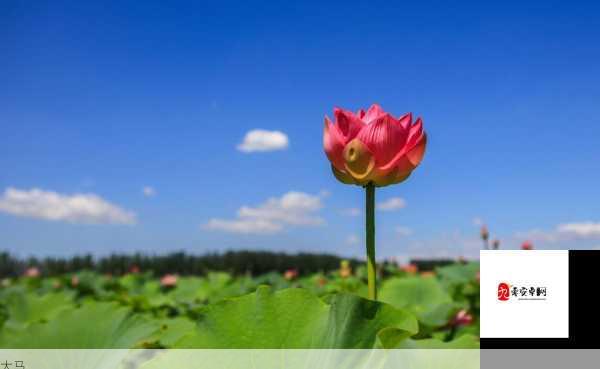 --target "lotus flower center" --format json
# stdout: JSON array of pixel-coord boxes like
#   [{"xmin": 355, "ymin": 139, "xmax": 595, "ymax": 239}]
[
  {"xmin": 343, "ymin": 139, "xmax": 374, "ymax": 179},
  {"xmin": 348, "ymin": 147, "xmax": 356, "ymax": 160}
]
